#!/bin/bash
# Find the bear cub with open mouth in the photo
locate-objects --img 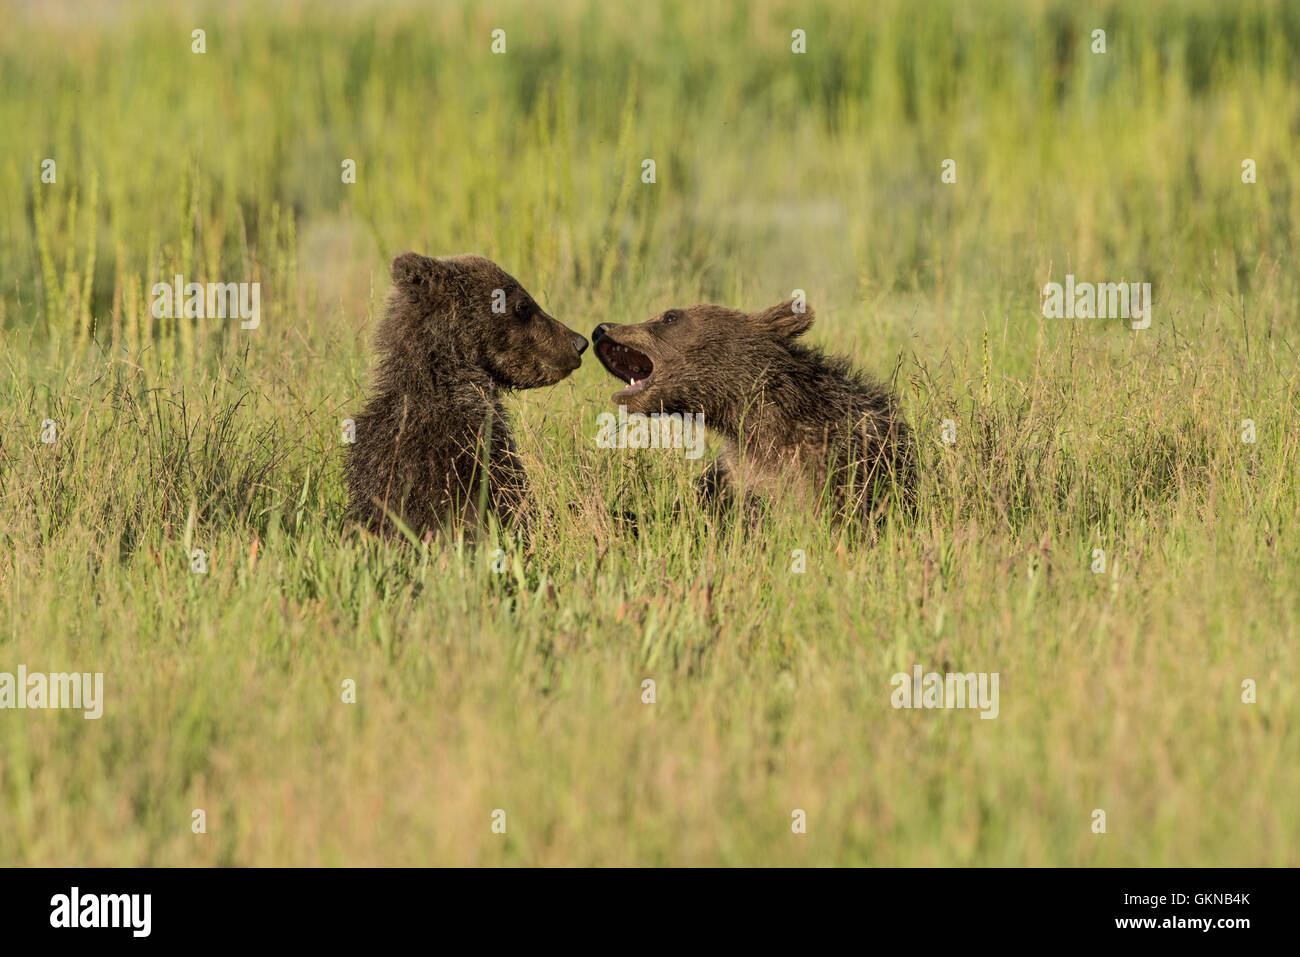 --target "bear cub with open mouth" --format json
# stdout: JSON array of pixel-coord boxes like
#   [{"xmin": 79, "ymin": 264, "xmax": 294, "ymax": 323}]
[
  {"xmin": 592, "ymin": 299, "xmax": 915, "ymax": 525},
  {"xmin": 346, "ymin": 252, "xmax": 587, "ymax": 539}
]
